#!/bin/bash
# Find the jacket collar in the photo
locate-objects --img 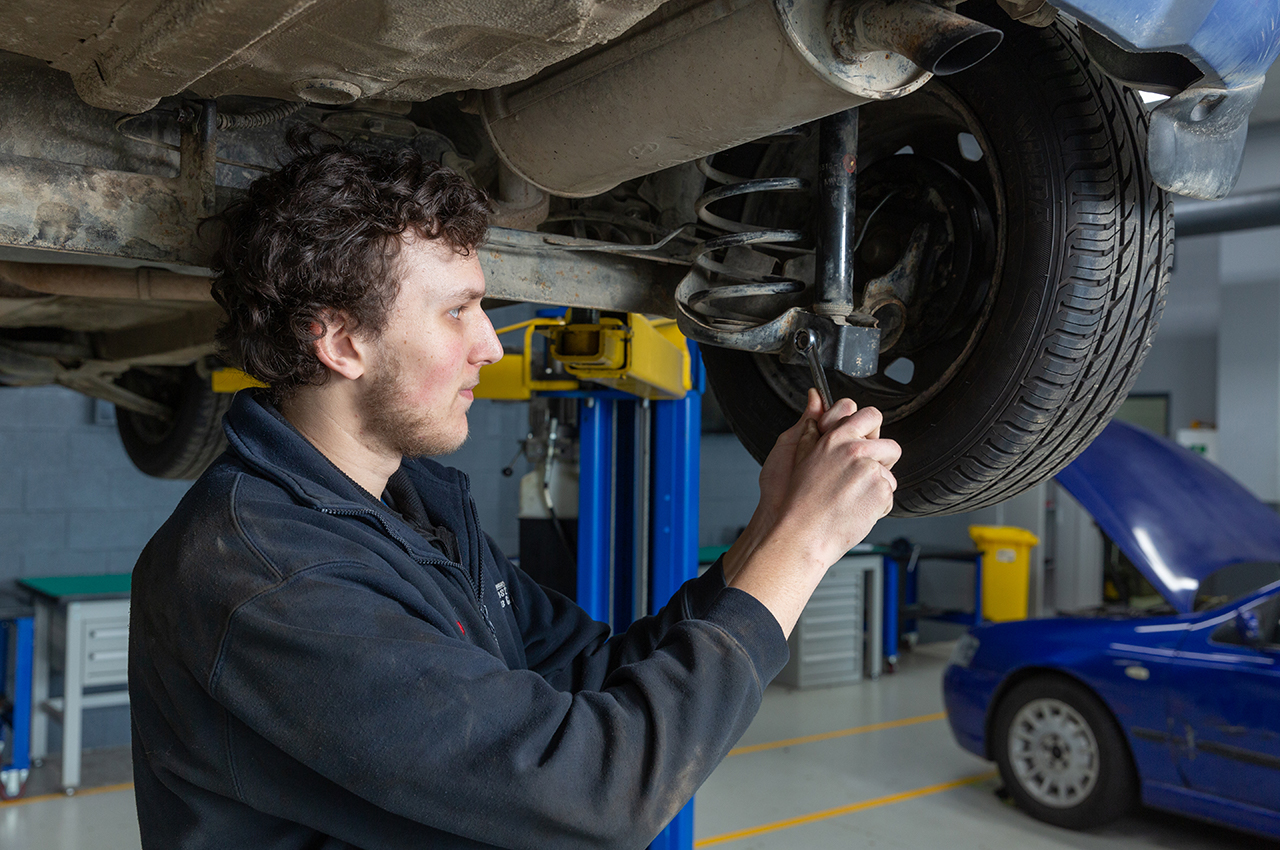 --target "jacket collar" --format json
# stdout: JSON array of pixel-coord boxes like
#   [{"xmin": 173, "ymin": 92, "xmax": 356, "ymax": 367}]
[{"xmin": 221, "ymin": 391, "xmax": 472, "ymax": 563}]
